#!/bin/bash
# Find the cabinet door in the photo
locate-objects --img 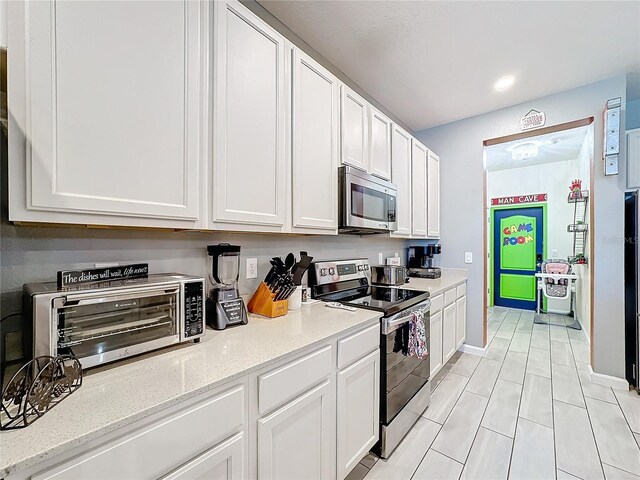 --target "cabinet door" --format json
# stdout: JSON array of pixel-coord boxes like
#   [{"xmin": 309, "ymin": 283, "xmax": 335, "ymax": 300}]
[
  {"xmin": 411, "ymin": 139, "xmax": 428, "ymax": 237},
  {"xmin": 292, "ymin": 48, "xmax": 339, "ymax": 233},
  {"xmin": 163, "ymin": 432, "xmax": 245, "ymax": 480},
  {"xmin": 368, "ymin": 107, "xmax": 392, "ymax": 180},
  {"xmin": 390, "ymin": 125, "xmax": 413, "ymax": 237},
  {"xmin": 430, "ymin": 310, "xmax": 443, "ymax": 377},
  {"xmin": 212, "ymin": 0, "xmax": 287, "ymax": 230},
  {"xmin": 456, "ymin": 296, "xmax": 466, "ymax": 348},
  {"xmin": 443, "ymin": 302, "xmax": 457, "ymax": 362},
  {"xmin": 258, "ymin": 379, "xmax": 334, "ymax": 480},
  {"xmin": 341, "ymin": 85, "xmax": 369, "ymax": 172},
  {"xmin": 11, "ymin": 0, "xmax": 203, "ymax": 227},
  {"xmin": 427, "ymin": 150, "xmax": 441, "ymax": 238},
  {"xmin": 337, "ymin": 350, "xmax": 380, "ymax": 479}
]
